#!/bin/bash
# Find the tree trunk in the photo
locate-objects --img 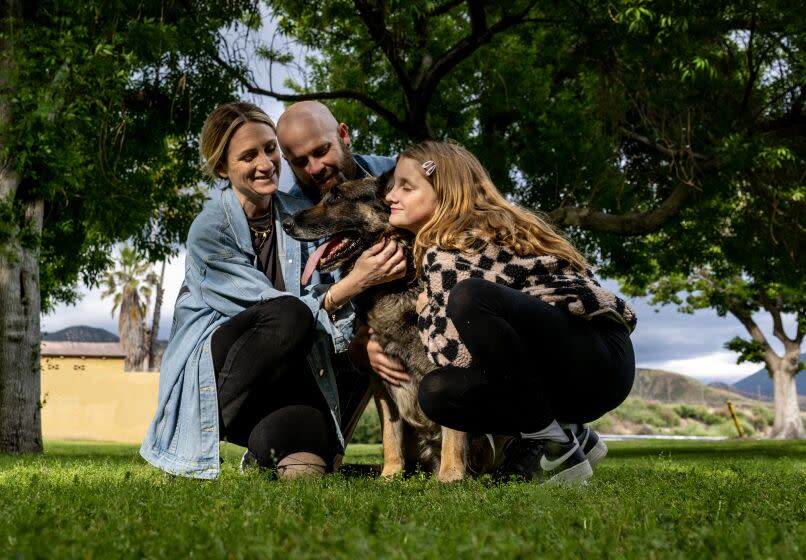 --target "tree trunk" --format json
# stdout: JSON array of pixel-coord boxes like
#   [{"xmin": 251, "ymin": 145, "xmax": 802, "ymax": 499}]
[
  {"xmin": 769, "ymin": 364, "xmax": 805, "ymax": 439},
  {"xmin": 0, "ymin": 197, "xmax": 45, "ymax": 453},
  {"xmin": 147, "ymin": 260, "xmax": 165, "ymax": 370},
  {"xmin": 0, "ymin": 0, "xmax": 43, "ymax": 454},
  {"xmin": 119, "ymin": 287, "xmax": 146, "ymax": 371}
]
